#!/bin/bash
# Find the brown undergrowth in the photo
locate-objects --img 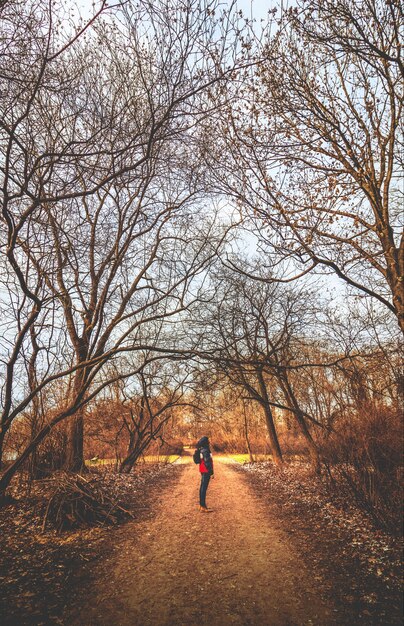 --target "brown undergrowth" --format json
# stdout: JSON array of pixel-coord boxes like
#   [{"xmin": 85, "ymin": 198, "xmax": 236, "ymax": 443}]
[
  {"xmin": 0, "ymin": 463, "xmax": 184, "ymax": 626},
  {"xmin": 237, "ymin": 460, "xmax": 402, "ymax": 626}
]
